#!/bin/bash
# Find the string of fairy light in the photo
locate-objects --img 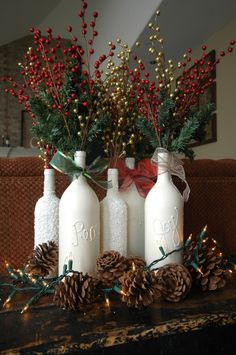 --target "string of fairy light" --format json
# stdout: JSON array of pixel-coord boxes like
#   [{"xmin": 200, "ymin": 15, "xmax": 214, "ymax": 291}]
[
  {"xmin": 0, "ymin": 259, "xmax": 126, "ymax": 313},
  {"xmin": 0, "ymin": 225, "xmax": 235, "ymax": 313}
]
